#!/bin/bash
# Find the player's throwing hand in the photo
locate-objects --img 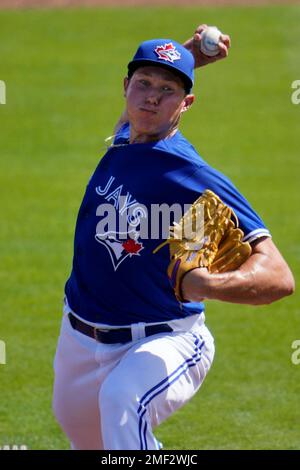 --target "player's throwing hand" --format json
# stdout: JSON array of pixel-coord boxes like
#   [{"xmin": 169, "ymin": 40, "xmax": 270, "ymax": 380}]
[{"xmin": 184, "ymin": 24, "xmax": 231, "ymax": 68}]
